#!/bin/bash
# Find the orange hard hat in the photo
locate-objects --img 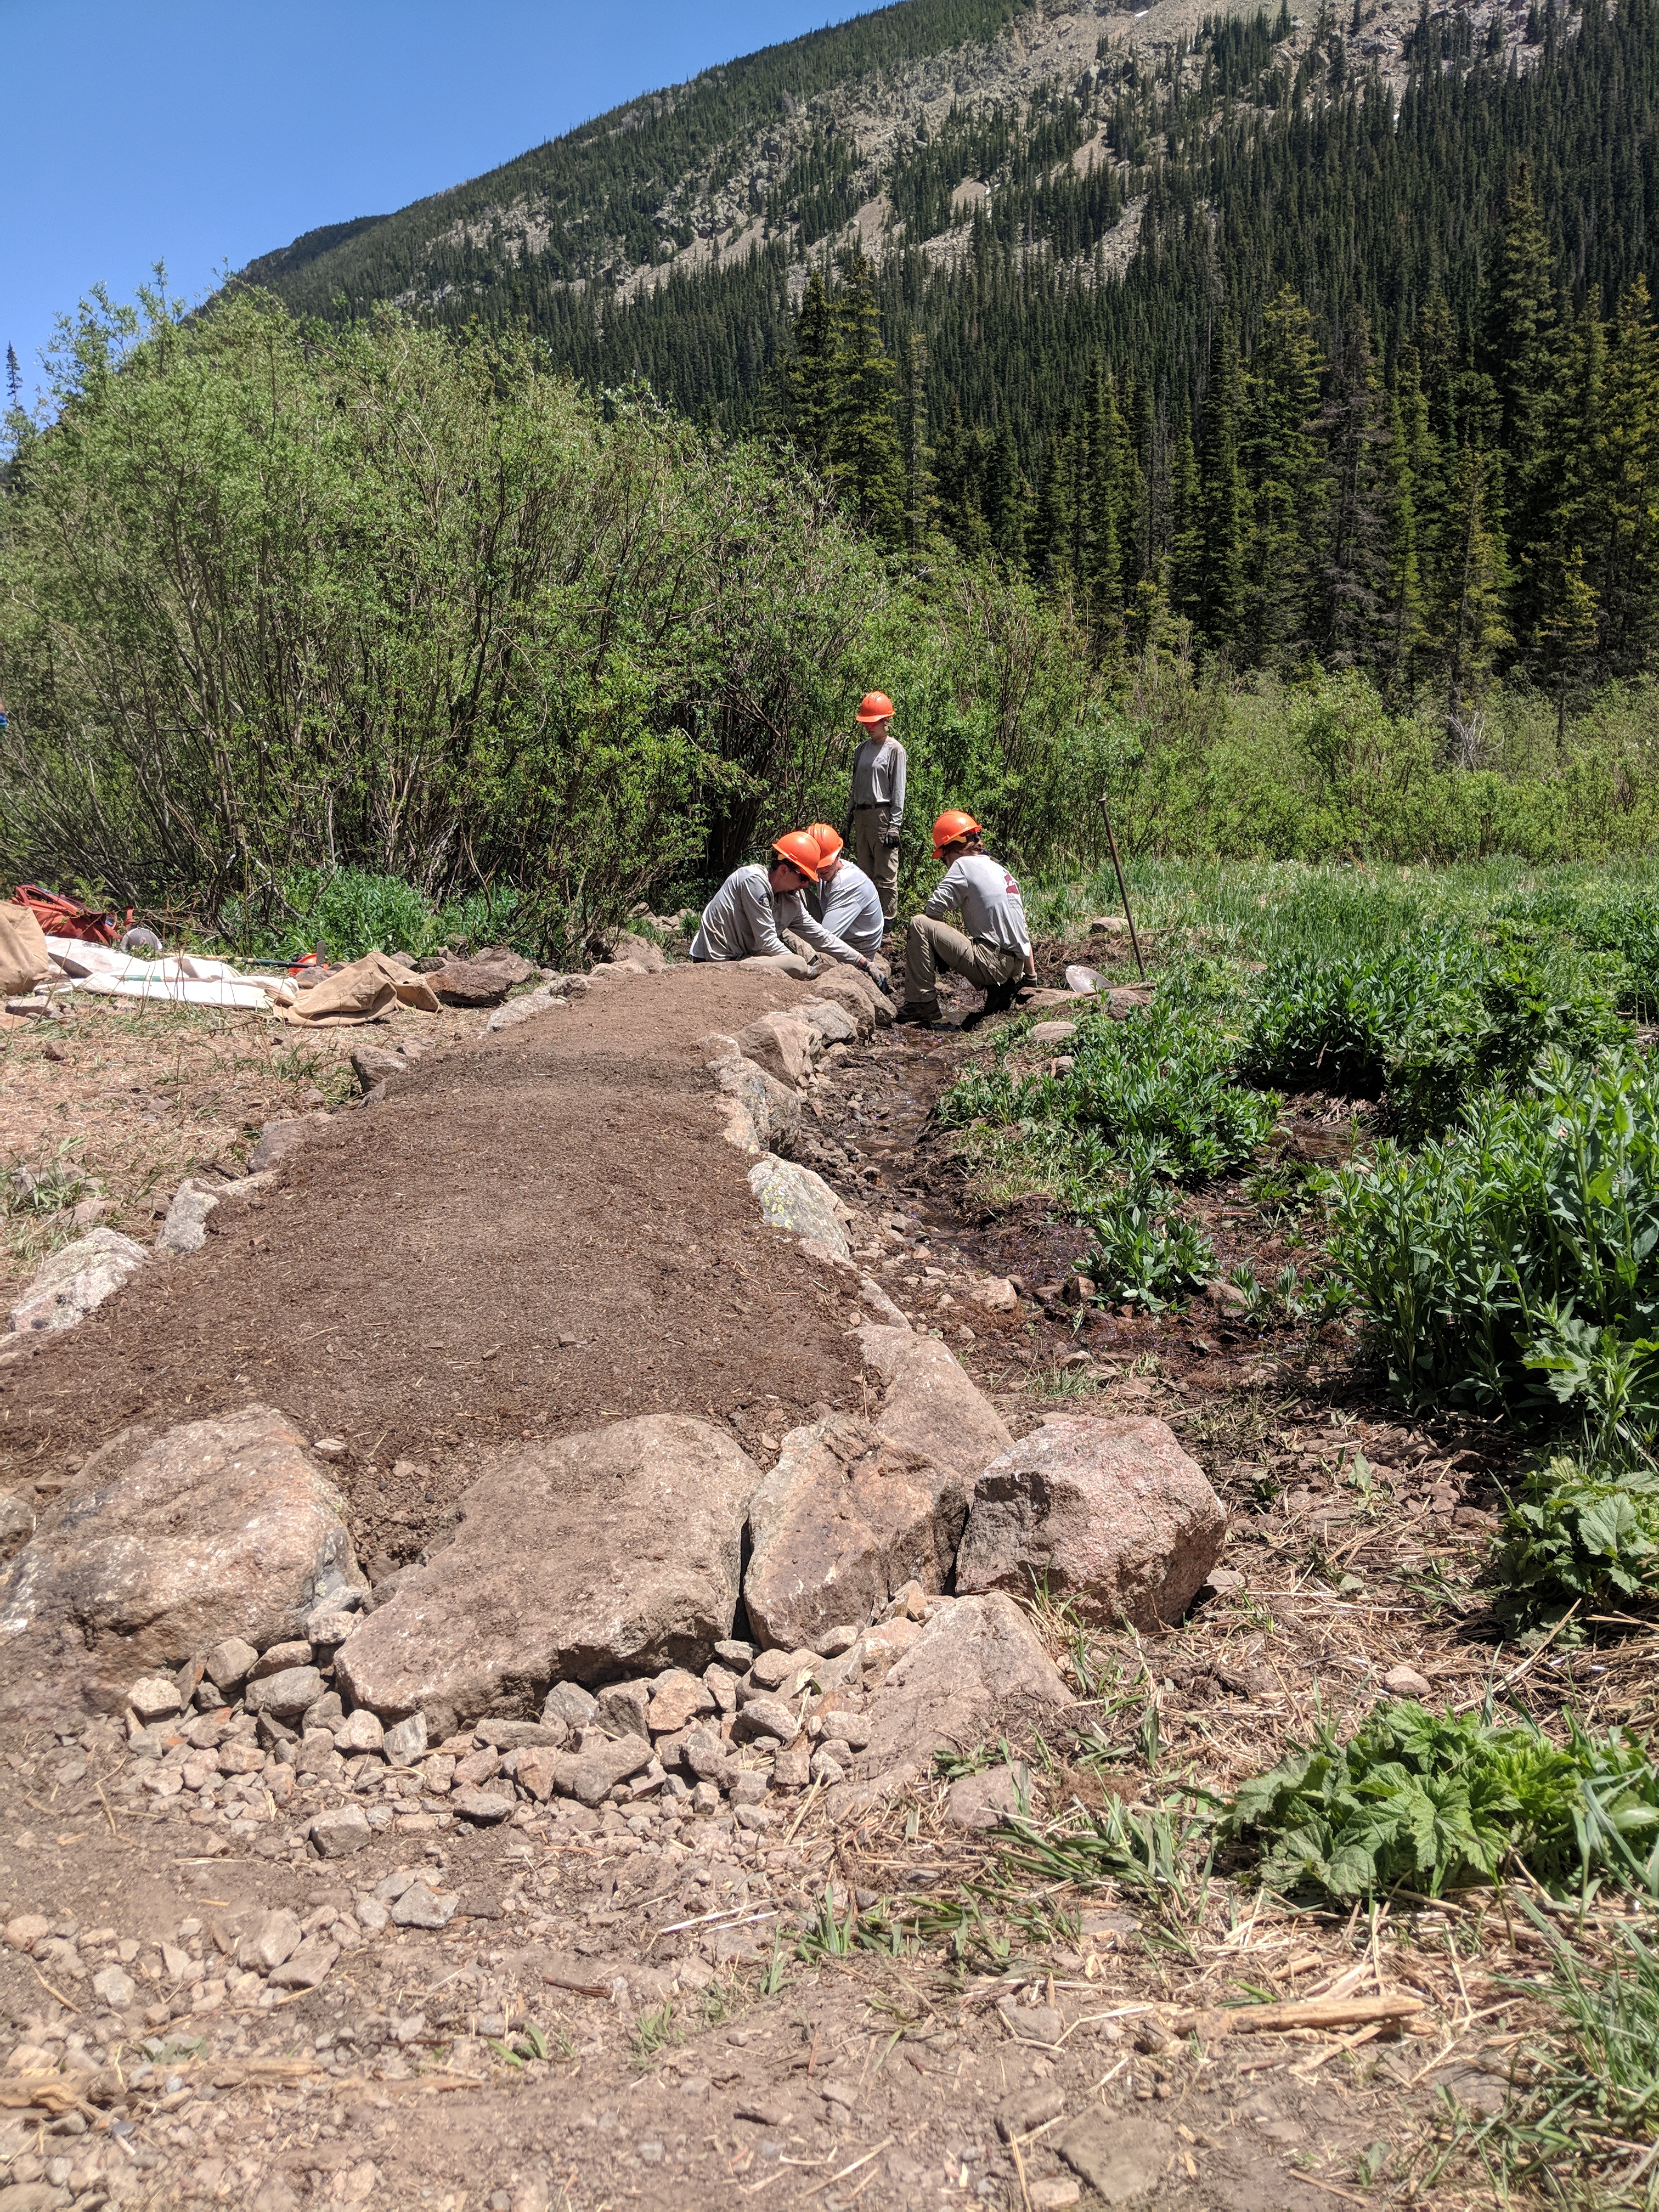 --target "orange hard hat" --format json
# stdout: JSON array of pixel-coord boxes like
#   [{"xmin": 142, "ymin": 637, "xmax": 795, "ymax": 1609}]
[
  {"xmin": 856, "ymin": 691, "xmax": 895, "ymax": 725},
  {"xmin": 805, "ymin": 821, "xmax": 843, "ymax": 862},
  {"xmin": 770, "ymin": 831, "xmax": 821, "ymax": 883},
  {"xmin": 932, "ymin": 809, "xmax": 983, "ymax": 856}
]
